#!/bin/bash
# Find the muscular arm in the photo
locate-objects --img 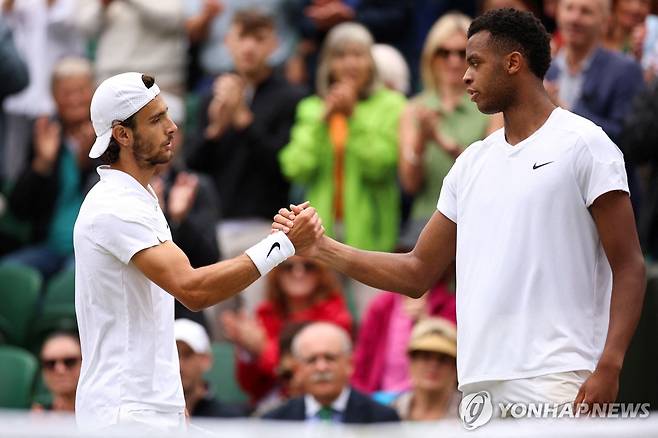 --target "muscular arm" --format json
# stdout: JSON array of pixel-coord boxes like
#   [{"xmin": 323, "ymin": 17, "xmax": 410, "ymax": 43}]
[
  {"xmin": 591, "ymin": 191, "xmax": 646, "ymax": 372},
  {"xmin": 132, "ymin": 241, "xmax": 259, "ymax": 312},
  {"xmin": 576, "ymin": 190, "xmax": 646, "ymax": 404},
  {"xmin": 314, "ymin": 211, "xmax": 456, "ymax": 298}
]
